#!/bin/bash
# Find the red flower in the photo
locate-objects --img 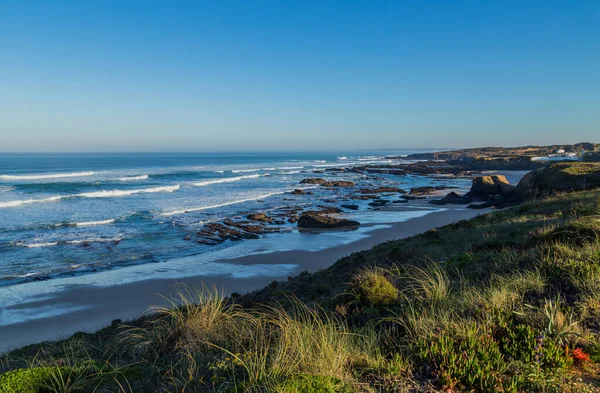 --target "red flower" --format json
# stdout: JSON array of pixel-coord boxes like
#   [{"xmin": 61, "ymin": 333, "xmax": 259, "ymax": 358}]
[{"xmin": 571, "ymin": 347, "xmax": 591, "ymax": 363}]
